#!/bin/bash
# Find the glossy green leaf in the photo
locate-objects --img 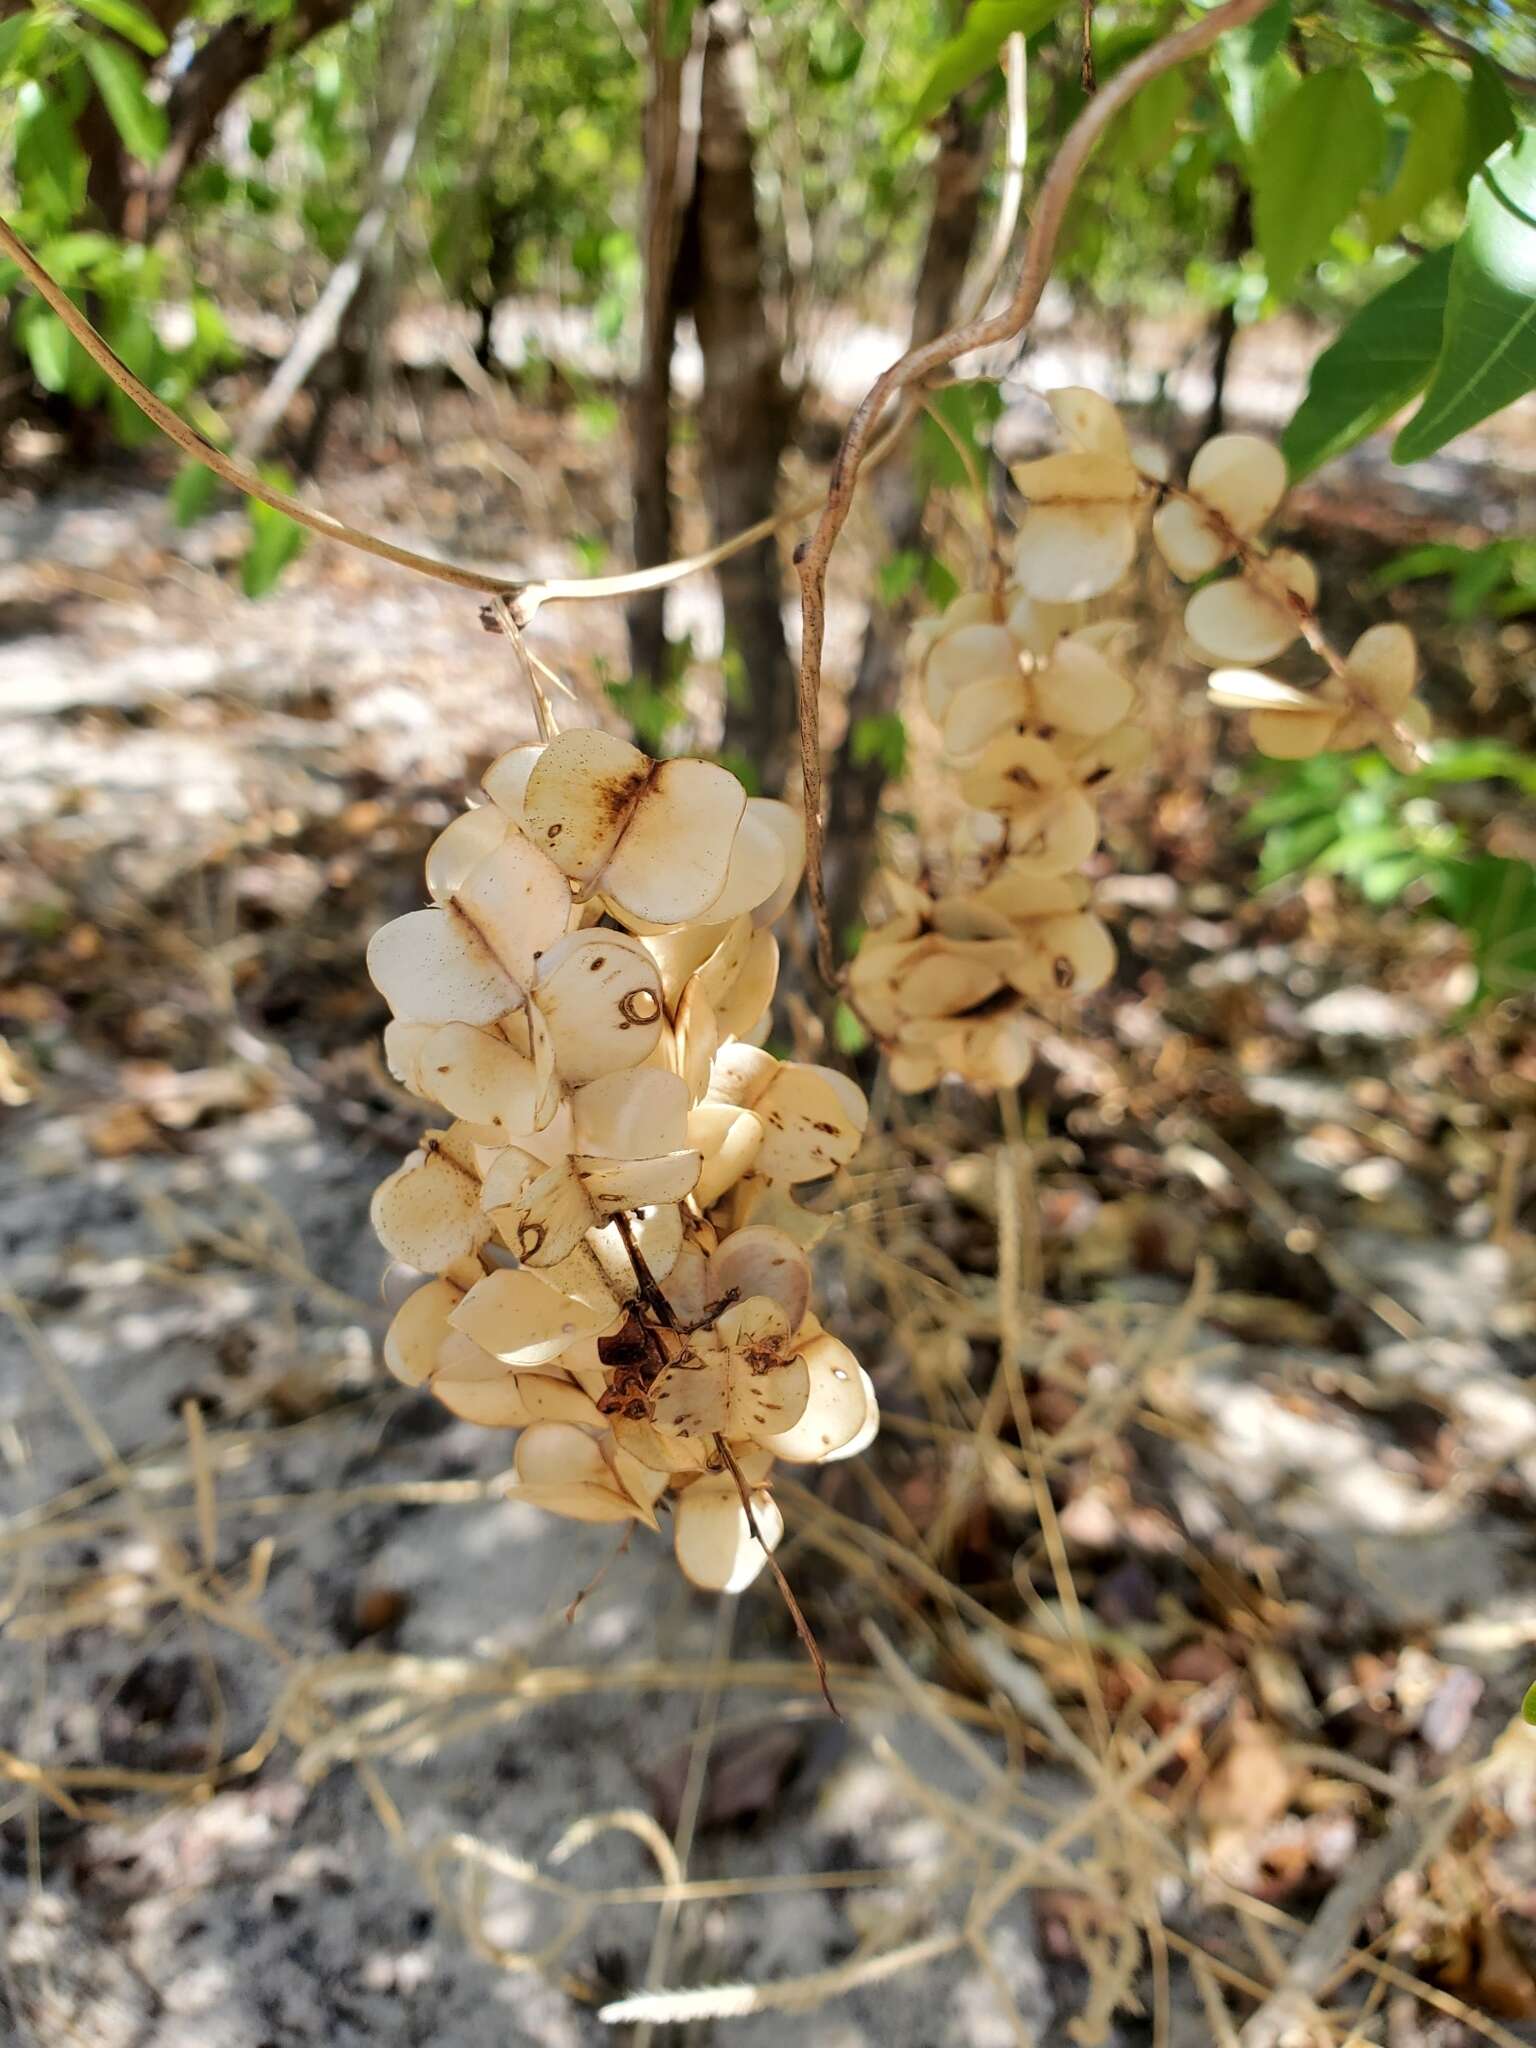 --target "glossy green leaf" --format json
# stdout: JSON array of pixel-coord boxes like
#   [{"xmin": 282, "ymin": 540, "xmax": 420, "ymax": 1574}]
[
  {"xmin": 1523, "ymin": 1678, "xmax": 1536, "ymax": 1727},
  {"xmin": 1363, "ymin": 70, "xmax": 1464, "ymax": 247},
  {"xmin": 1252, "ymin": 69, "xmax": 1386, "ymax": 295},
  {"xmin": 82, "ymin": 36, "xmax": 166, "ymax": 163},
  {"xmin": 1281, "ymin": 245, "xmax": 1451, "ymax": 478},
  {"xmin": 1395, "ymin": 131, "xmax": 1536, "ymax": 463},
  {"xmin": 1458, "ymin": 54, "xmax": 1516, "ymax": 191},
  {"xmin": 910, "ymin": 0, "xmax": 1059, "ymax": 128},
  {"xmin": 75, "ymin": 0, "xmax": 168, "ymax": 57}
]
